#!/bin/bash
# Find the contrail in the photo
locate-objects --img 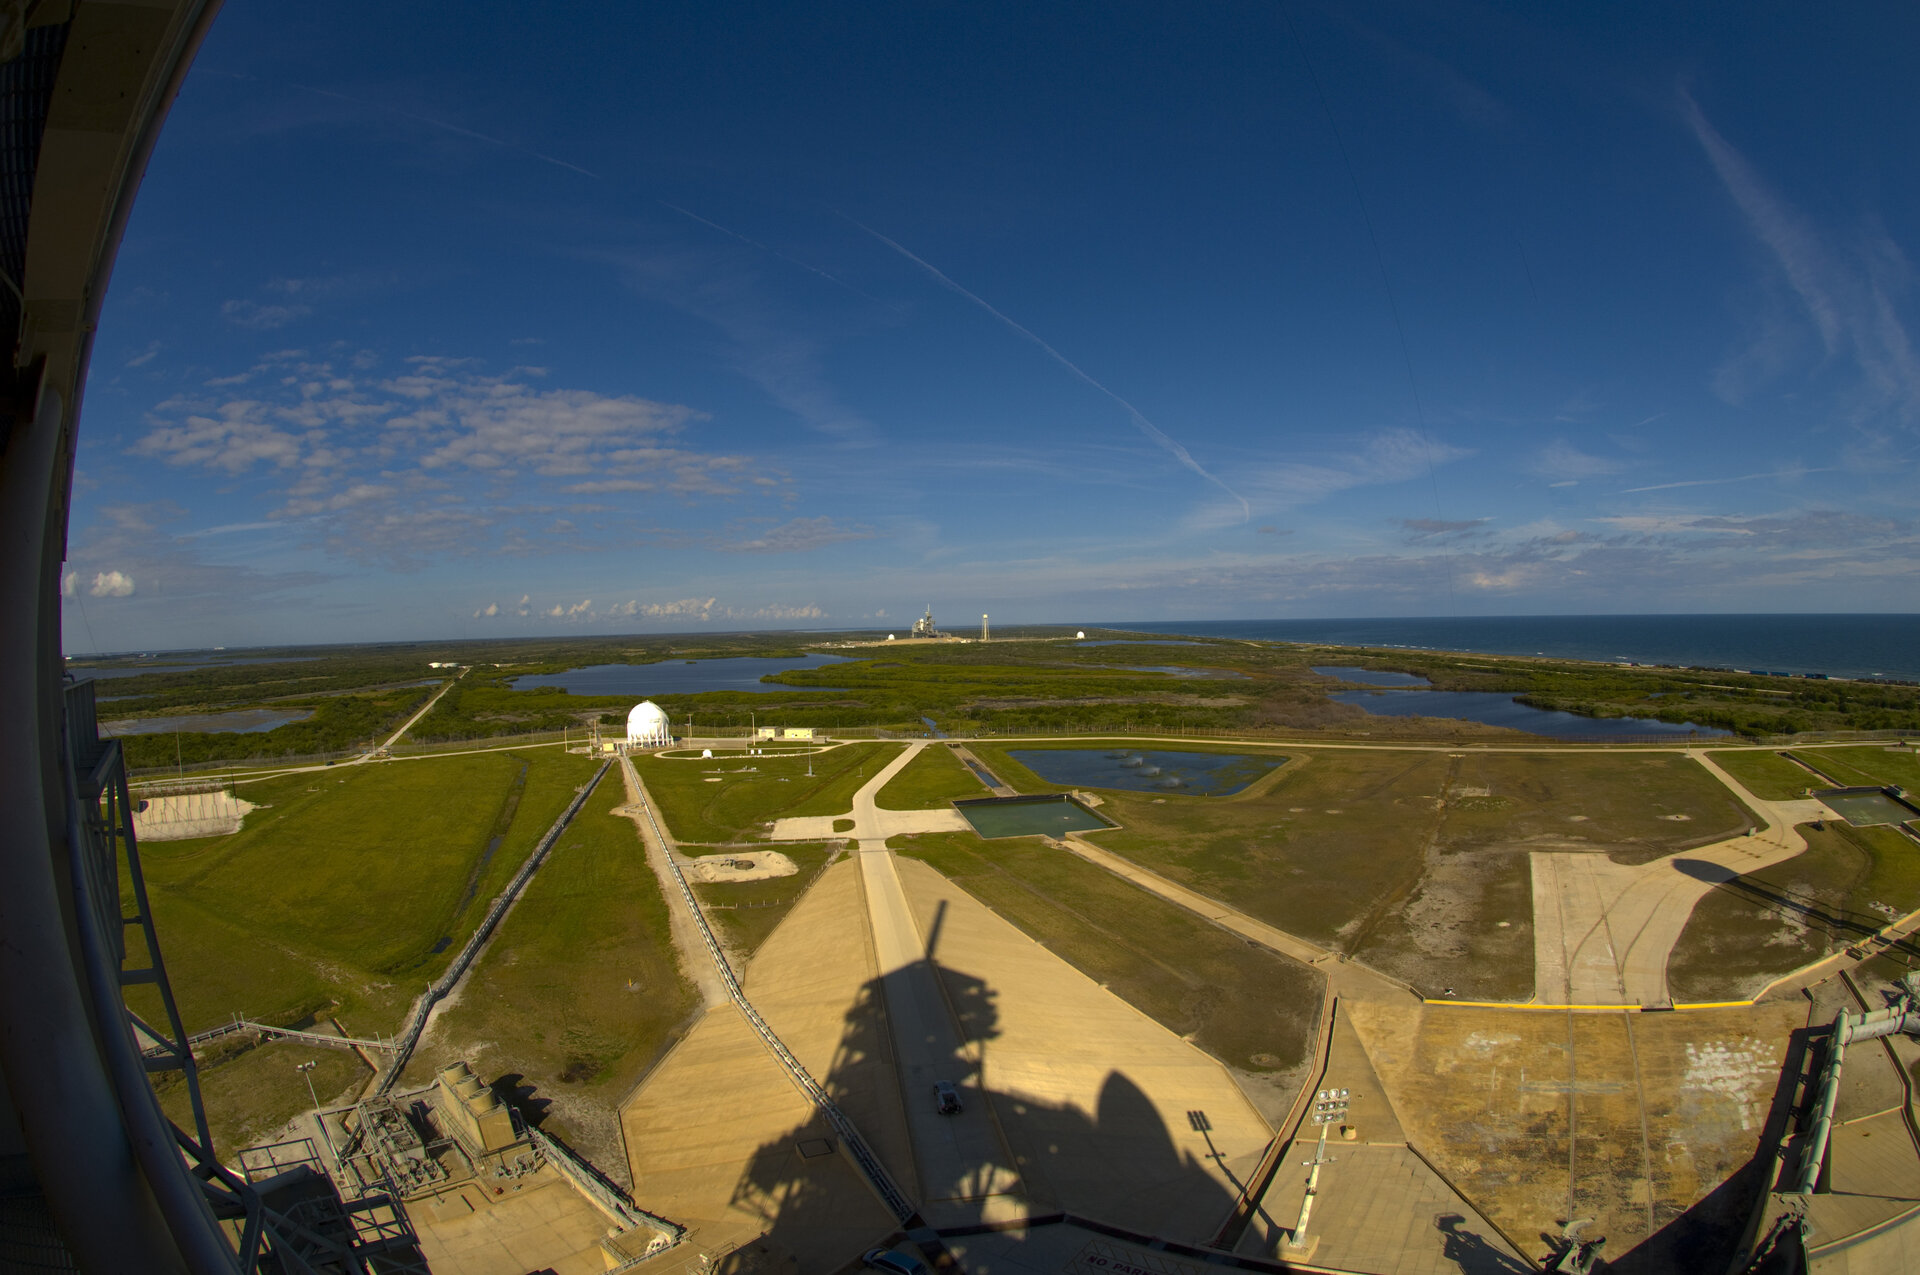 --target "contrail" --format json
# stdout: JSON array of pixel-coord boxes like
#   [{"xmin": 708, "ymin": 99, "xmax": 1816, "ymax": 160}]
[
  {"xmin": 658, "ymin": 202, "xmax": 885, "ymax": 304},
  {"xmin": 290, "ymin": 82, "xmax": 600, "ymax": 179},
  {"xmin": 1617, "ymin": 466, "xmax": 1835, "ymax": 494},
  {"xmin": 853, "ymin": 221, "xmax": 1250, "ymax": 521}
]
